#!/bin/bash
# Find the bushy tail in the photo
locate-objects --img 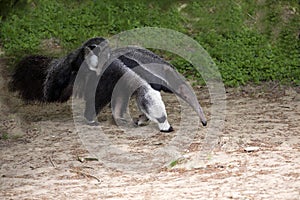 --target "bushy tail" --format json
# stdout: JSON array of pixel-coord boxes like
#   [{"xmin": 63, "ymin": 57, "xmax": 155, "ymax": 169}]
[{"xmin": 10, "ymin": 55, "xmax": 53, "ymax": 102}]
